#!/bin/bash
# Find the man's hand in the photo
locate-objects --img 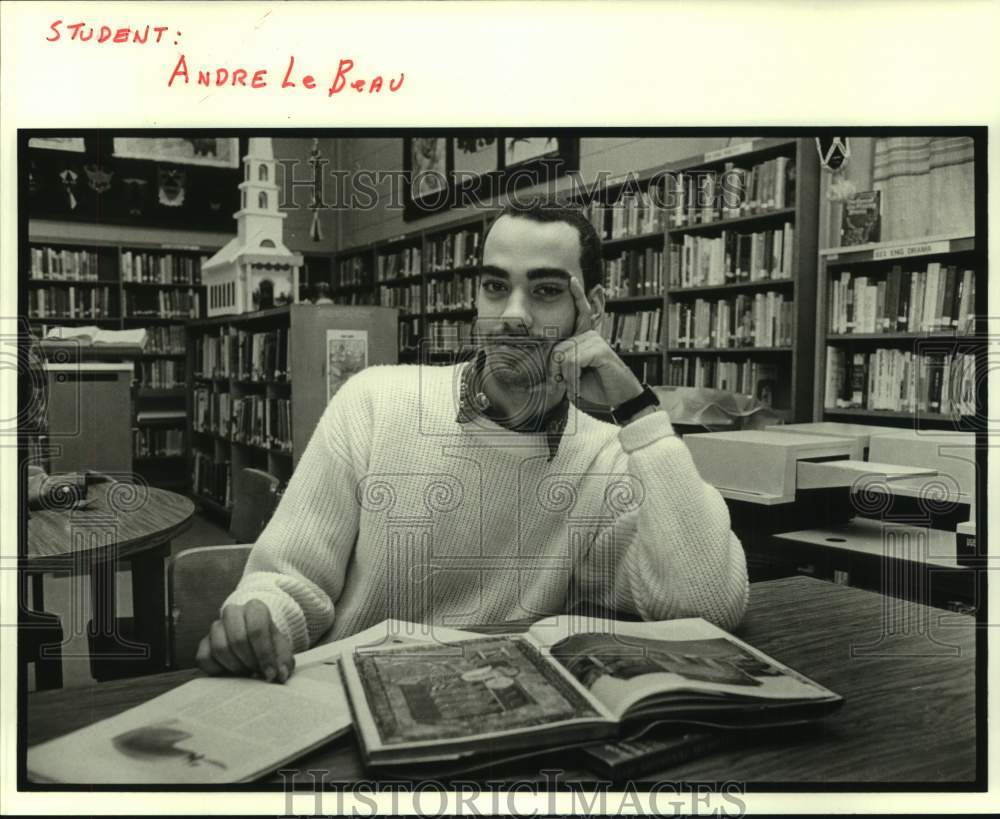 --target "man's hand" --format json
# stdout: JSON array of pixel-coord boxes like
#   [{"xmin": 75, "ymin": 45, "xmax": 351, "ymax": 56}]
[
  {"xmin": 549, "ymin": 276, "xmax": 645, "ymax": 408},
  {"xmin": 195, "ymin": 600, "xmax": 295, "ymax": 683}
]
